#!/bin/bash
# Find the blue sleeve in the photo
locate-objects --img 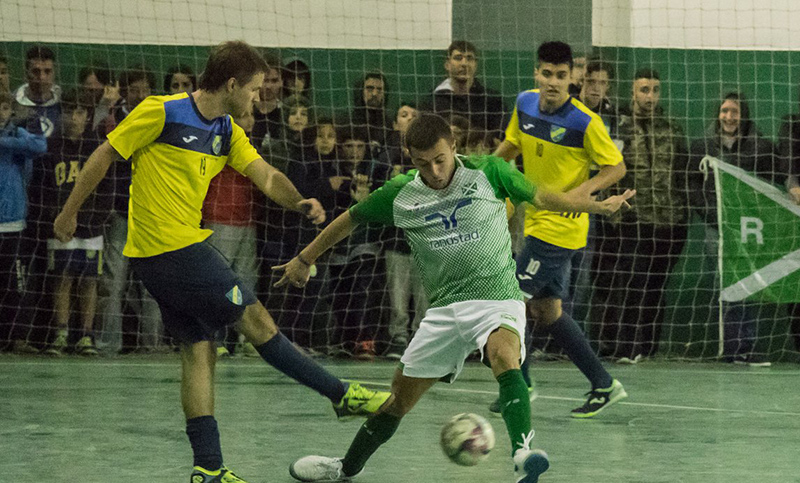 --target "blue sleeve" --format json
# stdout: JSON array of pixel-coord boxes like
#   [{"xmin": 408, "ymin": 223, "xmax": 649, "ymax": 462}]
[{"xmin": 0, "ymin": 127, "xmax": 47, "ymax": 158}]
